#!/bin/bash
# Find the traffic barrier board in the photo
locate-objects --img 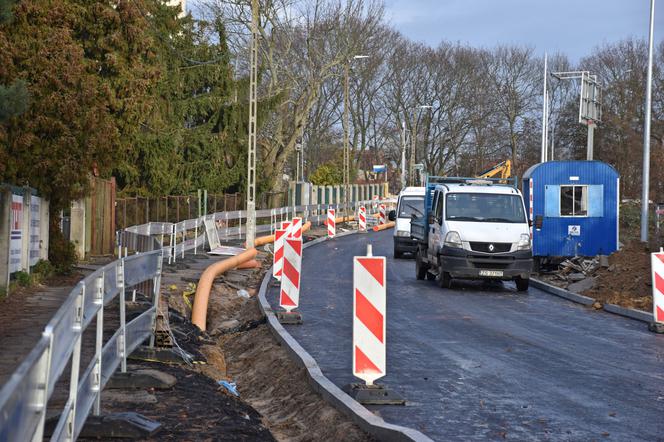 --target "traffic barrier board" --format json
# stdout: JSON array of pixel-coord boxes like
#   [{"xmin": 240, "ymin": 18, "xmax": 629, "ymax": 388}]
[
  {"xmin": 279, "ymin": 237, "xmax": 302, "ymax": 312},
  {"xmin": 358, "ymin": 206, "xmax": 366, "ymax": 232},
  {"xmin": 273, "ymin": 227, "xmax": 287, "ymax": 280},
  {"xmin": 652, "ymin": 250, "xmax": 664, "ymax": 325},
  {"xmin": 290, "ymin": 217, "xmax": 302, "ymax": 239},
  {"xmin": 327, "ymin": 208, "xmax": 335, "ymax": 238},
  {"xmin": 379, "ymin": 204, "xmax": 386, "ymax": 225},
  {"xmin": 353, "ymin": 252, "xmax": 386, "ymax": 385}
]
